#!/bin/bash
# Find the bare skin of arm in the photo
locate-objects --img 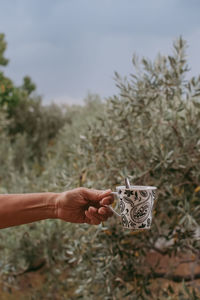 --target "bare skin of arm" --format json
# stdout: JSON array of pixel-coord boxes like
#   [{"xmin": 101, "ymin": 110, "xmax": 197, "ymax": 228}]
[{"xmin": 0, "ymin": 188, "xmax": 114, "ymax": 229}]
